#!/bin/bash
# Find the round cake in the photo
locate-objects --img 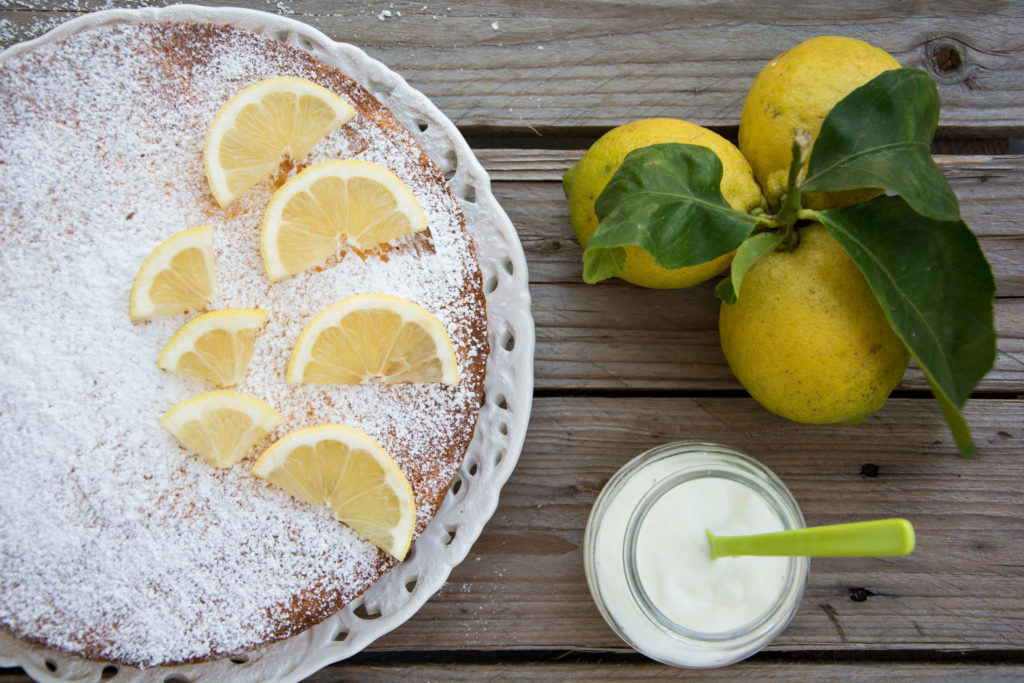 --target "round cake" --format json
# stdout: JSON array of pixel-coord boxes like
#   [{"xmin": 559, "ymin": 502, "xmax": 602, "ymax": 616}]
[{"xmin": 0, "ymin": 20, "xmax": 487, "ymax": 667}]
